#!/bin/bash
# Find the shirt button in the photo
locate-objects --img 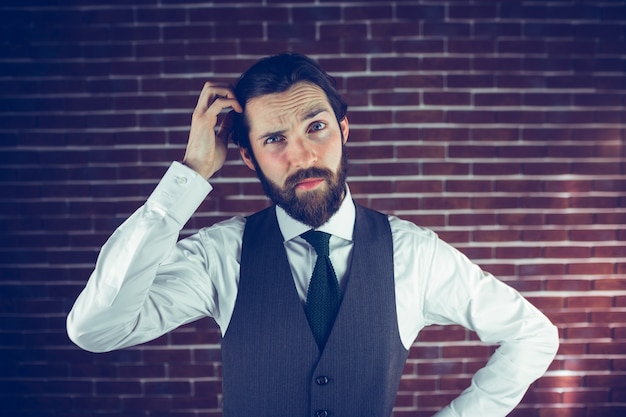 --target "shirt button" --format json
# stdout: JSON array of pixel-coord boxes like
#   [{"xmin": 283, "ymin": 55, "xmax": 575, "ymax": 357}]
[
  {"xmin": 315, "ymin": 410, "xmax": 328, "ymax": 417},
  {"xmin": 175, "ymin": 176, "xmax": 188, "ymax": 185},
  {"xmin": 315, "ymin": 376, "xmax": 329, "ymax": 385}
]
